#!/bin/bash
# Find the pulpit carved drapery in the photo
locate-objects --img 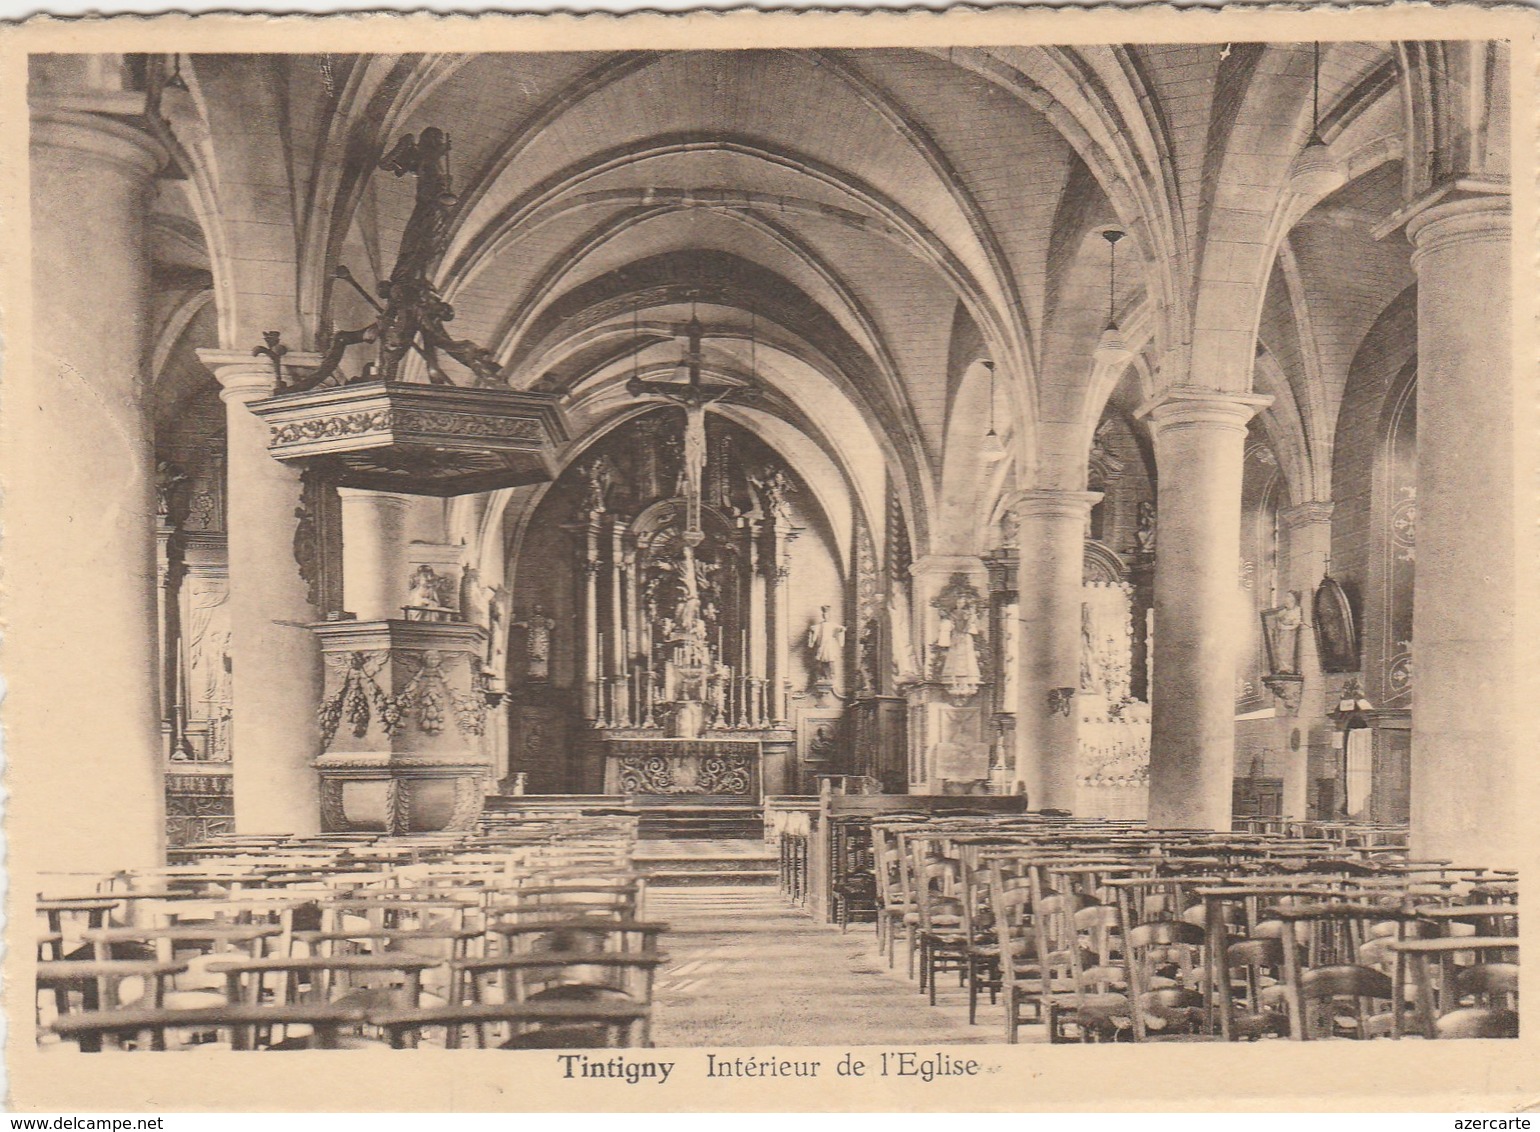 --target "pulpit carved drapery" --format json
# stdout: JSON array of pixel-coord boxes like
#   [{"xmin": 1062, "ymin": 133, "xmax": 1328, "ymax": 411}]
[{"xmin": 311, "ymin": 620, "xmax": 489, "ymax": 834}]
